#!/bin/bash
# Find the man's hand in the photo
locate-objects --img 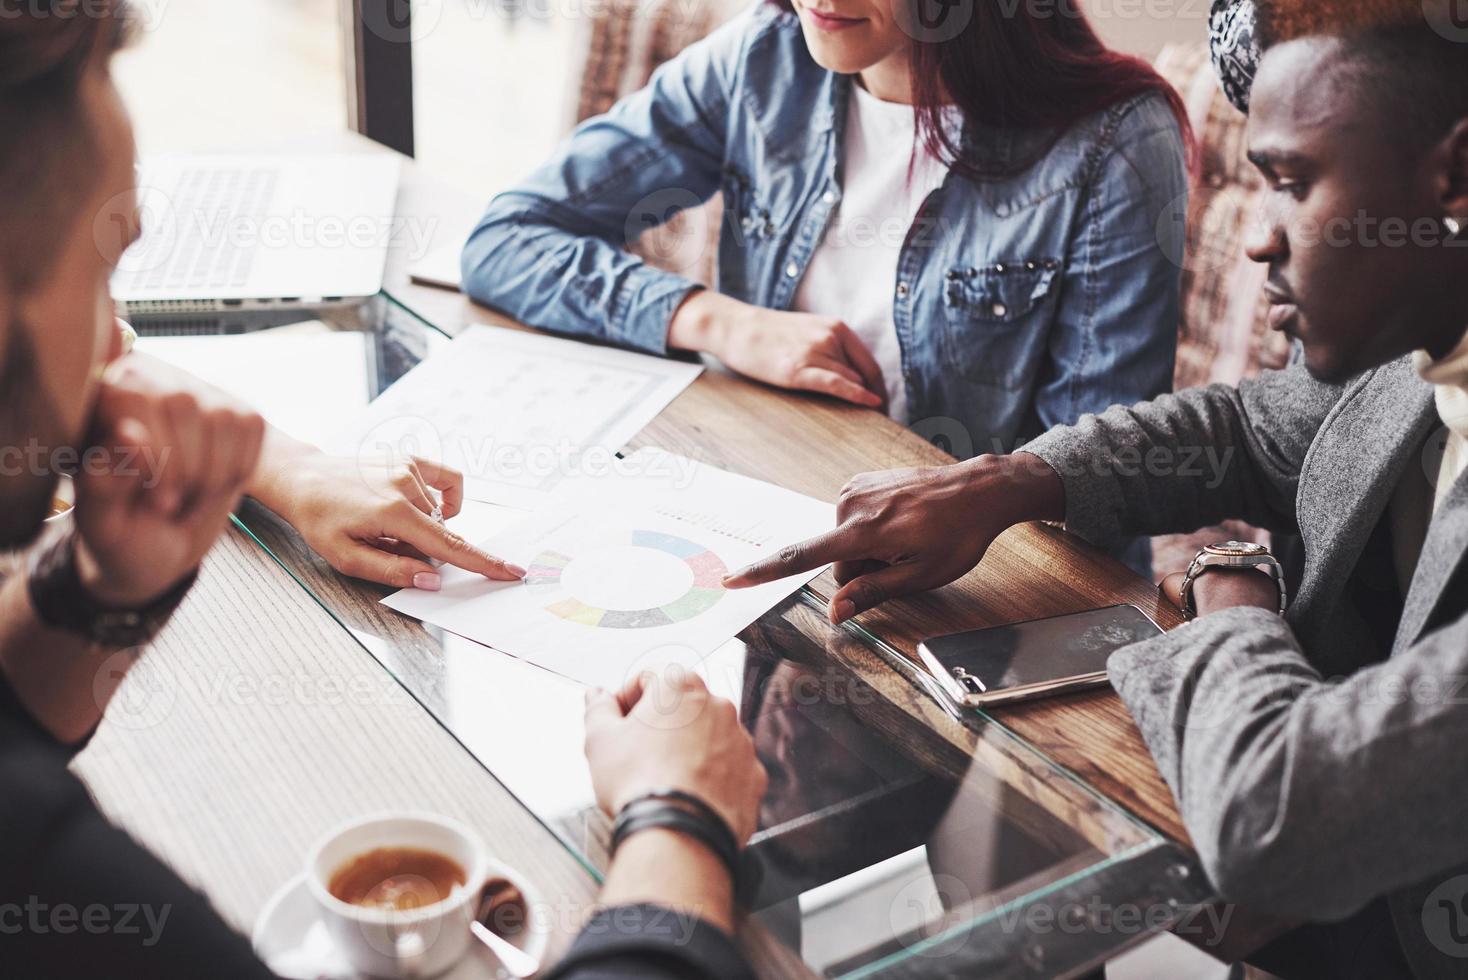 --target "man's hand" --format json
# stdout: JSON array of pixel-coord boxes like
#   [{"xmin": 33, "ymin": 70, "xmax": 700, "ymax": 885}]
[
  {"xmin": 1160, "ymin": 567, "xmax": 1280, "ymax": 618},
  {"xmin": 74, "ymin": 357, "xmax": 266, "ymax": 607},
  {"xmin": 723, "ymin": 453, "xmax": 1067, "ymax": 624},
  {"xmin": 668, "ymin": 291, "xmax": 887, "ymax": 409},
  {"xmin": 584, "ymin": 670, "xmax": 767, "ymax": 846}
]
